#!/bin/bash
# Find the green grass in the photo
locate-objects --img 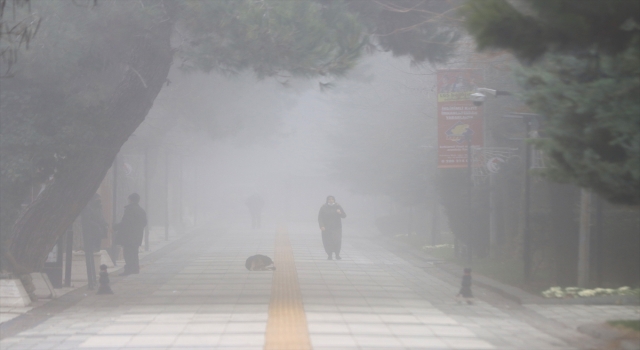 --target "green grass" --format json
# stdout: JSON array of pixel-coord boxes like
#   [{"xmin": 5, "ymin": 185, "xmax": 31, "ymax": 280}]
[{"xmin": 608, "ymin": 320, "xmax": 640, "ymax": 332}]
